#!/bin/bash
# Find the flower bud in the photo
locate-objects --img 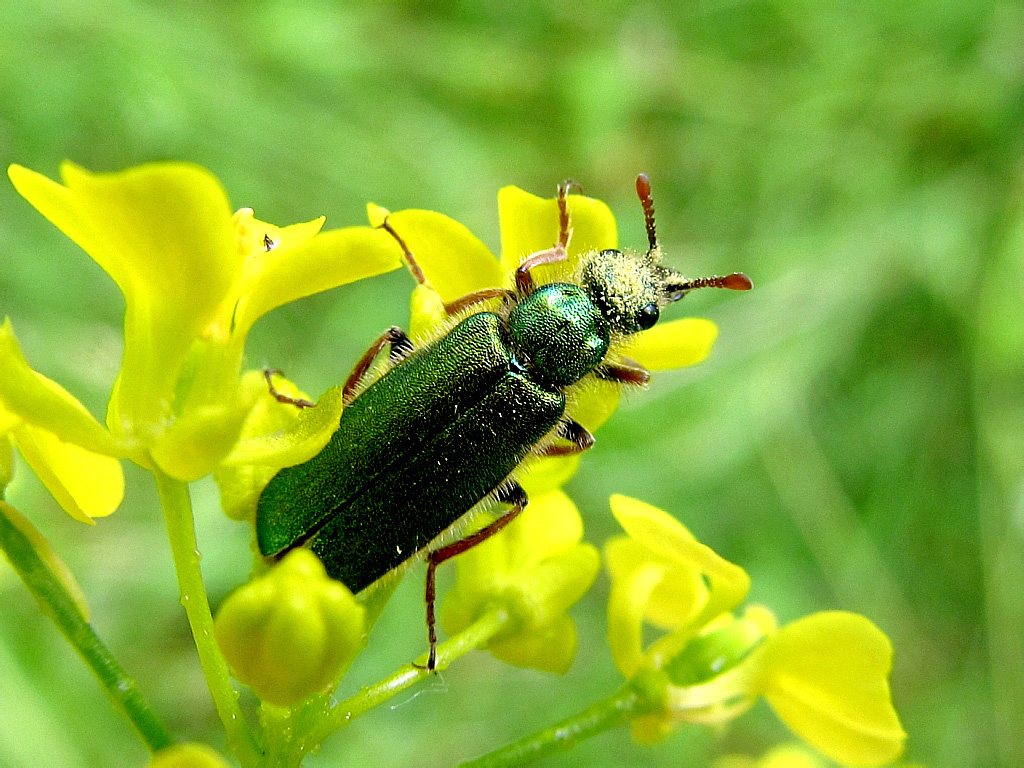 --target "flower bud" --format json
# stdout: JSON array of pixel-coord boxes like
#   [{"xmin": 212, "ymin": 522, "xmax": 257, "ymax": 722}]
[{"xmin": 215, "ymin": 549, "xmax": 364, "ymax": 706}]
